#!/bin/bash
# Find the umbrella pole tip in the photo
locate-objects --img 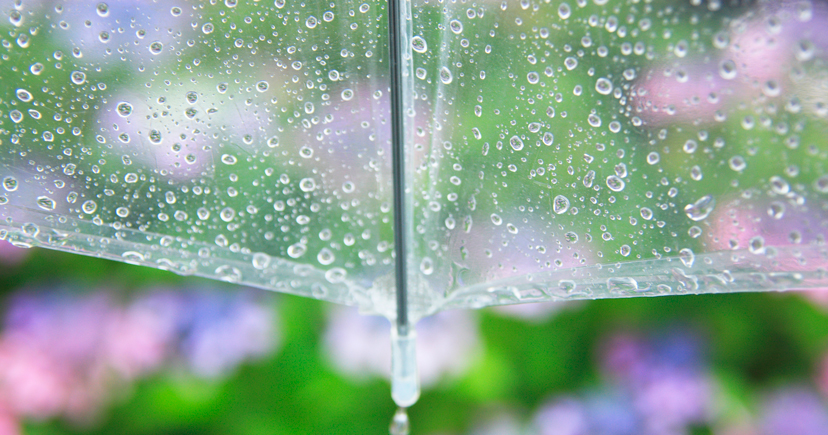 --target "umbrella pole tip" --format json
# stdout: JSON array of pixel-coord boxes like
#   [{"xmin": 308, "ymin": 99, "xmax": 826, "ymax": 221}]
[{"xmin": 391, "ymin": 325, "xmax": 420, "ymax": 408}]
